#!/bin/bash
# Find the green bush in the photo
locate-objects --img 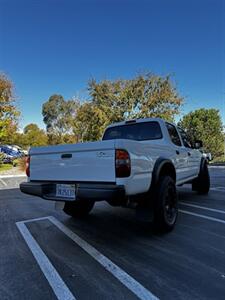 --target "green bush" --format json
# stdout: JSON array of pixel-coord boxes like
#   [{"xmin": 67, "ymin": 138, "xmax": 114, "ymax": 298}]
[
  {"xmin": 211, "ymin": 155, "xmax": 225, "ymax": 163},
  {"xmin": 13, "ymin": 159, "xmax": 20, "ymax": 167},
  {"xmin": 0, "ymin": 164, "xmax": 12, "ymax": 172}
]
